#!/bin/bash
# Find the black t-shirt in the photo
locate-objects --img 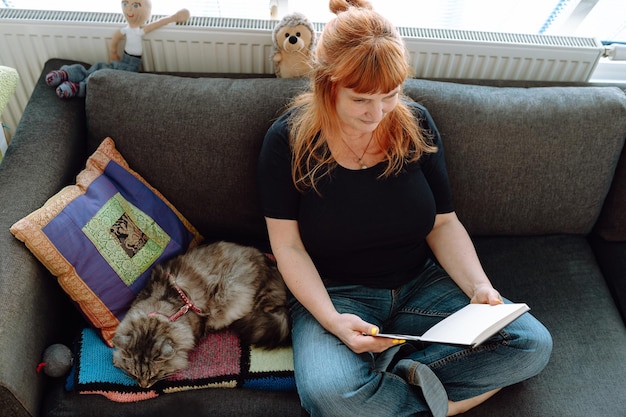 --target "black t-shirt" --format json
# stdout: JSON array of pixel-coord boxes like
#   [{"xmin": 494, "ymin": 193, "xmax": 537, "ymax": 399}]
[{"xmin": 257, "ymin": 101, "xmax": 454, "ymax": 288}]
